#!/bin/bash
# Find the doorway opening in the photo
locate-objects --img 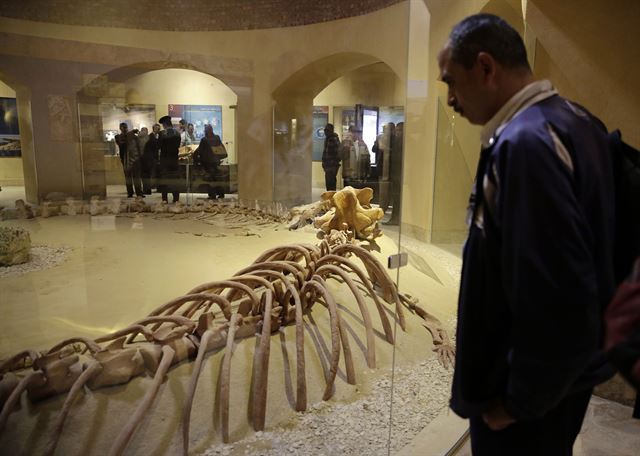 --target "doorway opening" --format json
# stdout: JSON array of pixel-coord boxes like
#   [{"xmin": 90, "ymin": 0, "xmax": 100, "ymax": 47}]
[
  {"xmin": 79, "ymin": 67, "xmax": 238, "ymax": 203},
  {"xmin": 311, "ymin": 62, "xmax": 405, "ymax": 219}
]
